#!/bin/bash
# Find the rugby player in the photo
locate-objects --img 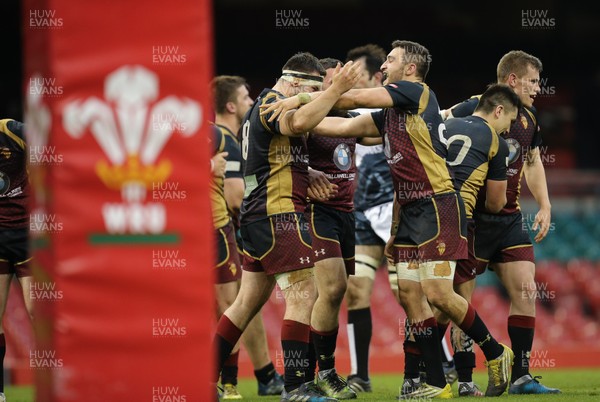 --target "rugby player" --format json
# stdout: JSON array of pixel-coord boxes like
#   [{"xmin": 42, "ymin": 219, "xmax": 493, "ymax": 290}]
[
  {"xmin": 443, "ymin": 50, "xmax": 560, "ymax": 395},
  {"xmin": 213, "ymin": 52, "xmax": 361, "ymax": 402},
  {"xmin": 262, "ymin": 40, "xmax": 514, "ymax": 399}
]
